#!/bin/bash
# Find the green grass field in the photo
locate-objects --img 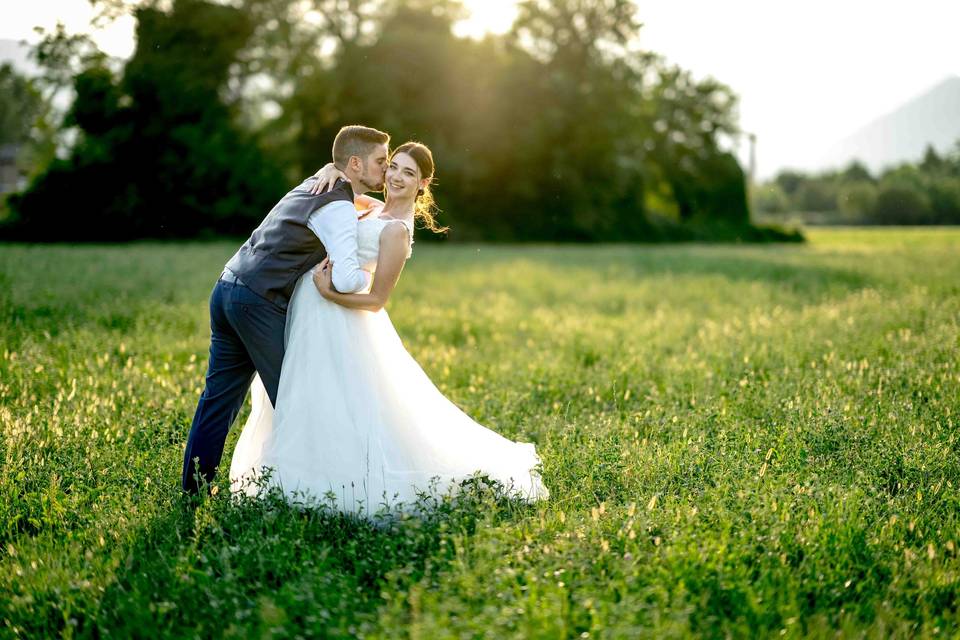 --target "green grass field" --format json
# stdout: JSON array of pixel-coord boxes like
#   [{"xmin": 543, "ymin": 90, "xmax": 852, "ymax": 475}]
[{"xmin": 1, "ymin": 228, "xmax": 959, "ymax": 638}]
